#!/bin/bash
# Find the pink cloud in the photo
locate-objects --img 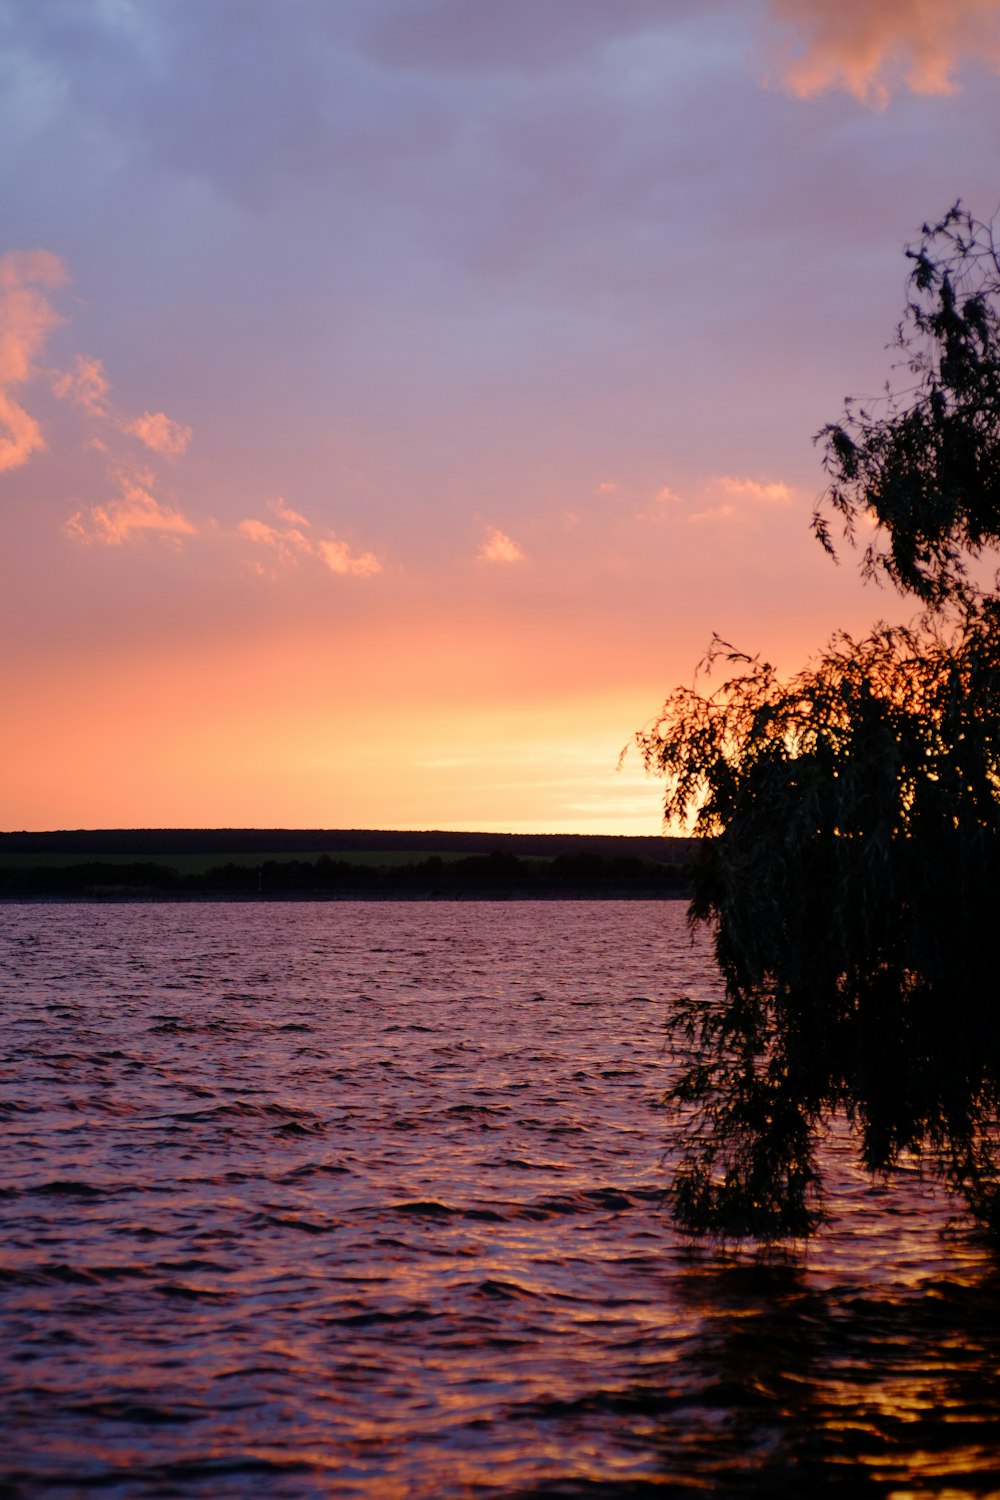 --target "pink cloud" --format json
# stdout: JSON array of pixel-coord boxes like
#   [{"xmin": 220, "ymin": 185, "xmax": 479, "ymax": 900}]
[
  {"xmin": 0, "ymin": 248, "xmax": 68, "ymax": 473},
  {"xmin": 52, "ymin": 355, "xmax": 111, "ymax": 417},
  {"xmin": 688, "ymin": 503, "xmax": 738, "ymax": 525},
  {"xmin": 681, "ymin": 474, "xmax": 796, "ymax": 525},
  {"xmin": 479, "ymin": 525, "xmax": 524, "ymax": 563},
  {"xmin": 0, "ymin": 396, "xmax": 46, "ymax": 477},
  {"xmin": 317, "ymin": 535, "xmax": 383, "ymax": 577},
  {"xmin": 239, "ymin": 504, "xmax": 382, "ymax": 578},
  {"xmin": 237, "ymin": 515, "xmax": 313, "ymax": 566},
  {"xmin": 630, "ymin": 484, "xmax": 687, "ymax": 524},
  {"xmin": 54, "ymin": 355, "xmax": 192, "ymax": 461},
  {"xmin": 268, "ymin": 496, "xmax": 310, "ymax": 526},
  {"xmin": 66, "ymin": 474, "xmax": 198, "ymax": 545},
  {"xmin": 719, "ymin": 475, "xmax": 794, "ymax": 503},
  {"xmin": 238, "ymin": 517, "xmax": 282, "ymax": 547},
  {"xmin": 125, "ymin": 409, "xmax": 193, "ymax": 457},
  {"xmin": 766, "ymin": 0, "xmax": 1000, "ymax": 104},
  {"xmin": 0, "ymin": 249, "xmax": 66, "ymax": 294}
]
